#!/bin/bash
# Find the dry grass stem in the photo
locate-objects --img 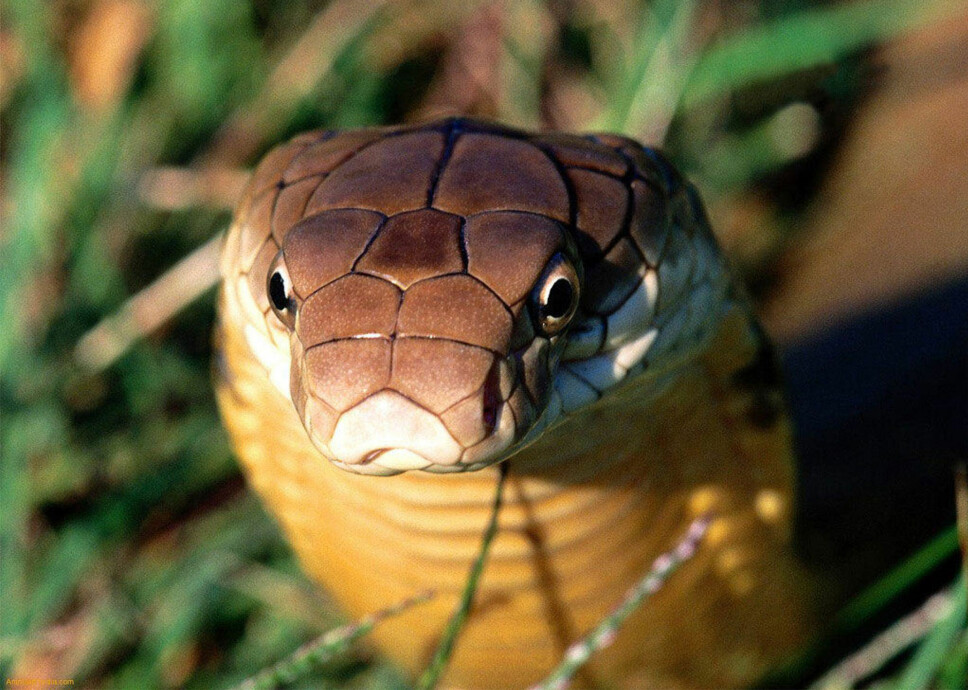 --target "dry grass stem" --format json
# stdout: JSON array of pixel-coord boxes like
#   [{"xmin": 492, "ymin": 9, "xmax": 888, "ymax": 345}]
[
  {"xmin": 810, "ymin": 585, "xmax": 959, "ymax": 690},
  {"xmin": 137, "ymin": 166, "xmax": 250, "ymax": 211},
  {"xmin": 74, "ymin": 233, "xmax": 223, "ymax": 372}
]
